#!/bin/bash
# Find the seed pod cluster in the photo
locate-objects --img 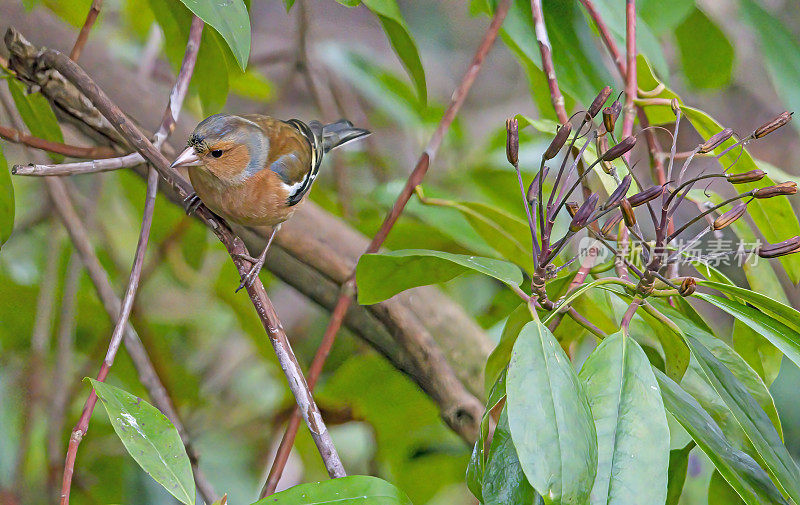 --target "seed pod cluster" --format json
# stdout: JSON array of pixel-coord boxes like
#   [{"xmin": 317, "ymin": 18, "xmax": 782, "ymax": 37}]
[
  {"xmin": 753, "ymin": 182, "xmax": 797, "ymax": 199},
  {"xmin": 726, "ymin": 170, "xmax": 766, "ymax": 184},
  {"xmin": 588, "ymin": 86, "xmax": 612, "ymax": 118},
  {"xmin": 569, "ymin": 194, "xmax": 599, "ymax": 232},
  {"xmin": 628, "ymin": 185, "xmax": 663, "ymax": 207},
  {"xmin": 757, "ymin": 236, "xmax": 800, "ymax": 258},
  {"xmin": 713, "ymin": 203, "xmax": 747, "ymax": 230},
  {"xmin": 679, "ymin": 277, "xmax": 696, "ymax": 297},
  {"xmin": 506, "ymin": 118, "xmax": 519, "ymax": 166},
  {"xmin": 754, "ymin": 111, "xmax": 793, "ymax": 139},
  {"xmin": 544, "ymin": 123, "xmax": 572, "ymax": 160},
  {"xmin": 698, "ymin": 128, "xmax": 734, "ymax": 154},
  {"xmin": 602, "ymin": 136, "xmax": 636, "ymax": 161}
]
